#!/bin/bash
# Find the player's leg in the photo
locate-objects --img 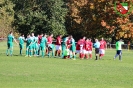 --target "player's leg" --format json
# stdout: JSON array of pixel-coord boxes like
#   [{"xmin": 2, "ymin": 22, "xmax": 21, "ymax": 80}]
[
  {"xmin": 95, "ymin": 48, "xmax": 99, "ymax": 60},
  {"xmin": 72, "ymin": 46, "xmax": 76, "ymax": 59},
  {"xmin": 55, "ymin": 45, "xmax": 58, "ymax": 57},
  {"xmin": 61, "ymin": 45, "xmax": 66, "ymax": 58},
  {"xmin": 89, "ymin": 51, "xmax": 92, "ymax": 59},
  {"xmin": 29, "ymin": 45, "xmax": 32, "ymax": 57},
  {"xmin": 99, "ymin": 49, "xmax": 105, "ymax": 59},
  {"xmin": 119, "ymin": 50, "xmax": 122, "ymax": 61},
  {"xmin": 85, "ymin": 50, "xmax": 89, "ymax": 59},
  {"xmin": 6, "ymin": 43, "xmax": 10, "ymax": 56},
  {"xmin": 57, "ymin": 45, "xmax": 61, "ymax": 57},
  {"xmin": 51, "ymin": 44, "xmax": 55, "ymax": 57},
  {"xmin": 42, "ymin": 47, "xmax": 45, "ymax": 58},
  {"xmin": 114, "ymin": 50, "xmax": 119, "ymax": 59},
  {"xmin": 19, "ymin": 44, "xmax": 23, "ymax": 55},
  {"xmin": 35, "ymin": 43, "xmax": 39, "ymax": 56},
  {"xmin": 25, "ymin": 45, "xmax": 29, "ymax": 57},
  {"xmin": 9, "ymin": 43, "xmax": 13, "ymax": 56}
]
